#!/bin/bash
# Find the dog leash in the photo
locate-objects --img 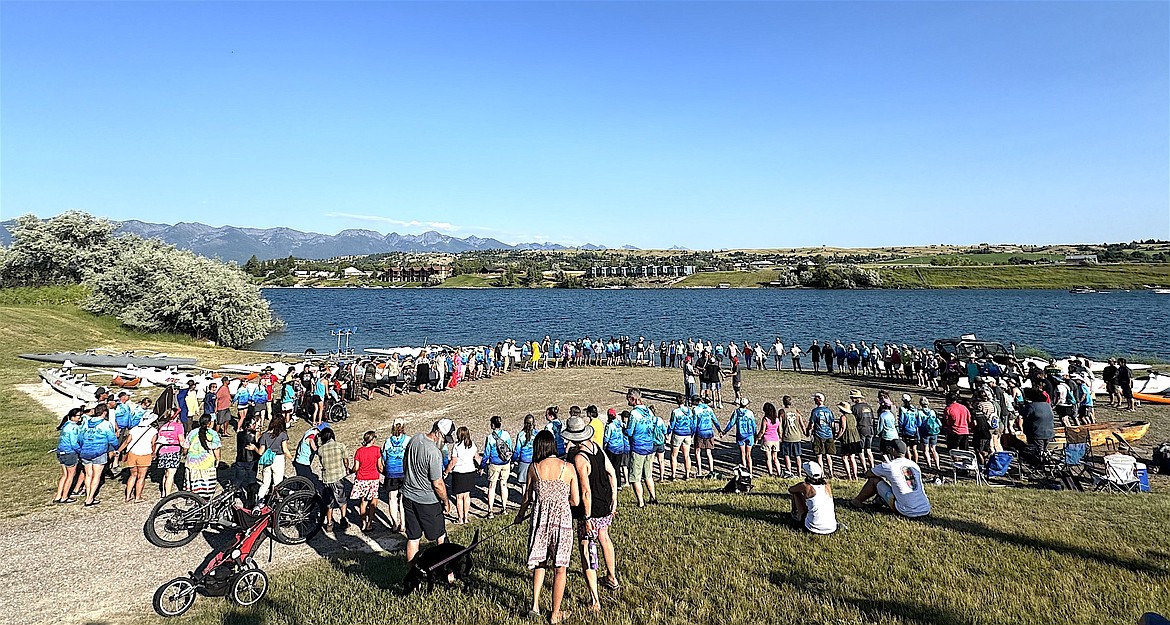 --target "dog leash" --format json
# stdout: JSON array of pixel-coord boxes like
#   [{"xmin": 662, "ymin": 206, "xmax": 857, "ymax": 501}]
[{"xmin": 423, "ymin": 515, "xmax": 529, "ymax": 573}]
